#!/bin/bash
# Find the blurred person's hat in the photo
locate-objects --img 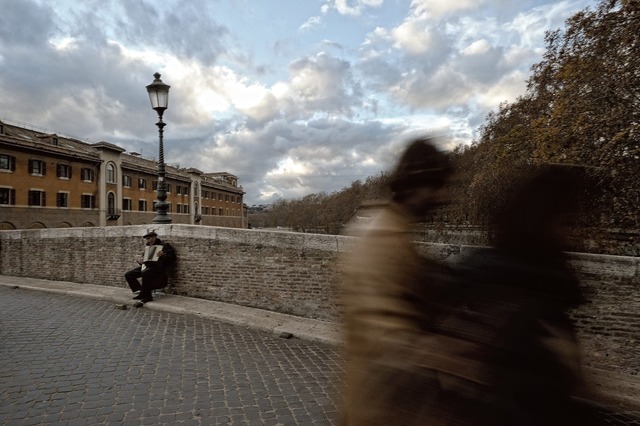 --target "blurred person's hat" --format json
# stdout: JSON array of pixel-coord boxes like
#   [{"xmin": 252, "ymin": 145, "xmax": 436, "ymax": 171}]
[{"xmin": 390, "ymin": 137, "xmax": 452, "ymax": 195}]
